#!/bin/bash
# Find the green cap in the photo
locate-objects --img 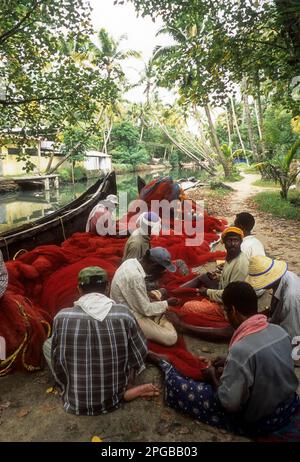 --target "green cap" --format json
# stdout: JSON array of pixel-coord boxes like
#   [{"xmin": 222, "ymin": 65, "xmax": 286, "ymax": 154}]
[{"xmin": 78, "ymin": 266, "xmax": 108, "ymax": 285}]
